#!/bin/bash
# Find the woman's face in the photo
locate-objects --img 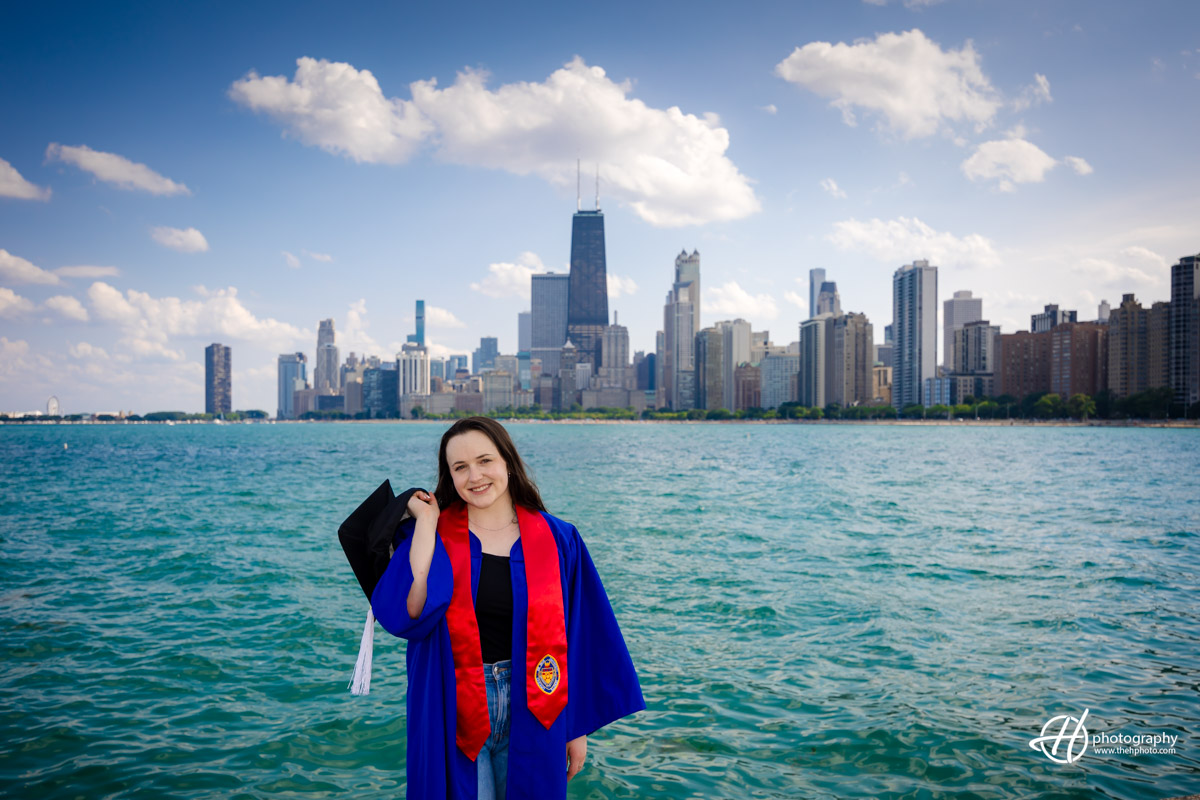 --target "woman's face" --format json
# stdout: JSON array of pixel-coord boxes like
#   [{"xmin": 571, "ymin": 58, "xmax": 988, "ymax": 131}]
[{"xmin": 445, "ymin": 429, "xmax": 511, "ymax": 511}]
